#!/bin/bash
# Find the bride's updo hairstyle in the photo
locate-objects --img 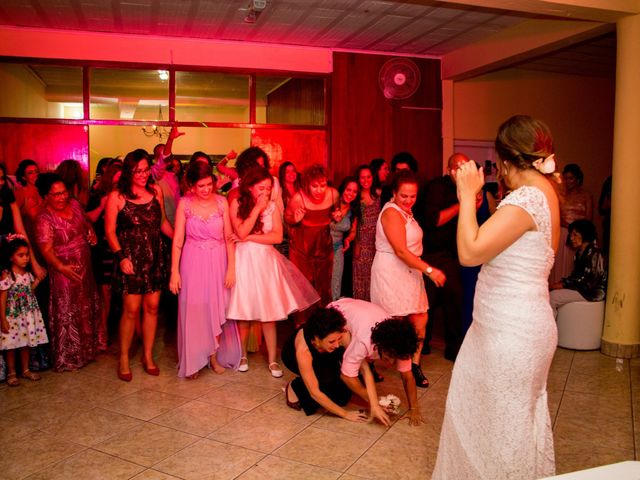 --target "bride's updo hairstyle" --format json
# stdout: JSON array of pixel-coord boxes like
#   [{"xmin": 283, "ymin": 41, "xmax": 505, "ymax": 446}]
[{"xmin": 495, "ymin": 115, "xmax": 554, "ymax": 171}]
